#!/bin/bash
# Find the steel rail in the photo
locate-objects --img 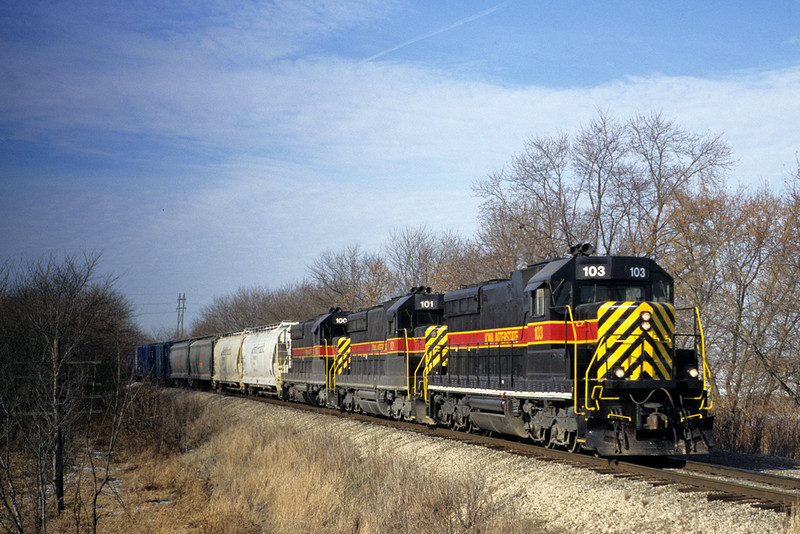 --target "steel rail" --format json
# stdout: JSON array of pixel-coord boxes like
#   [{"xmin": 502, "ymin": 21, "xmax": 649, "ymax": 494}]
[{"xmin": 675, "ymin": 459, "xmax": 800, "ymax": 493}]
